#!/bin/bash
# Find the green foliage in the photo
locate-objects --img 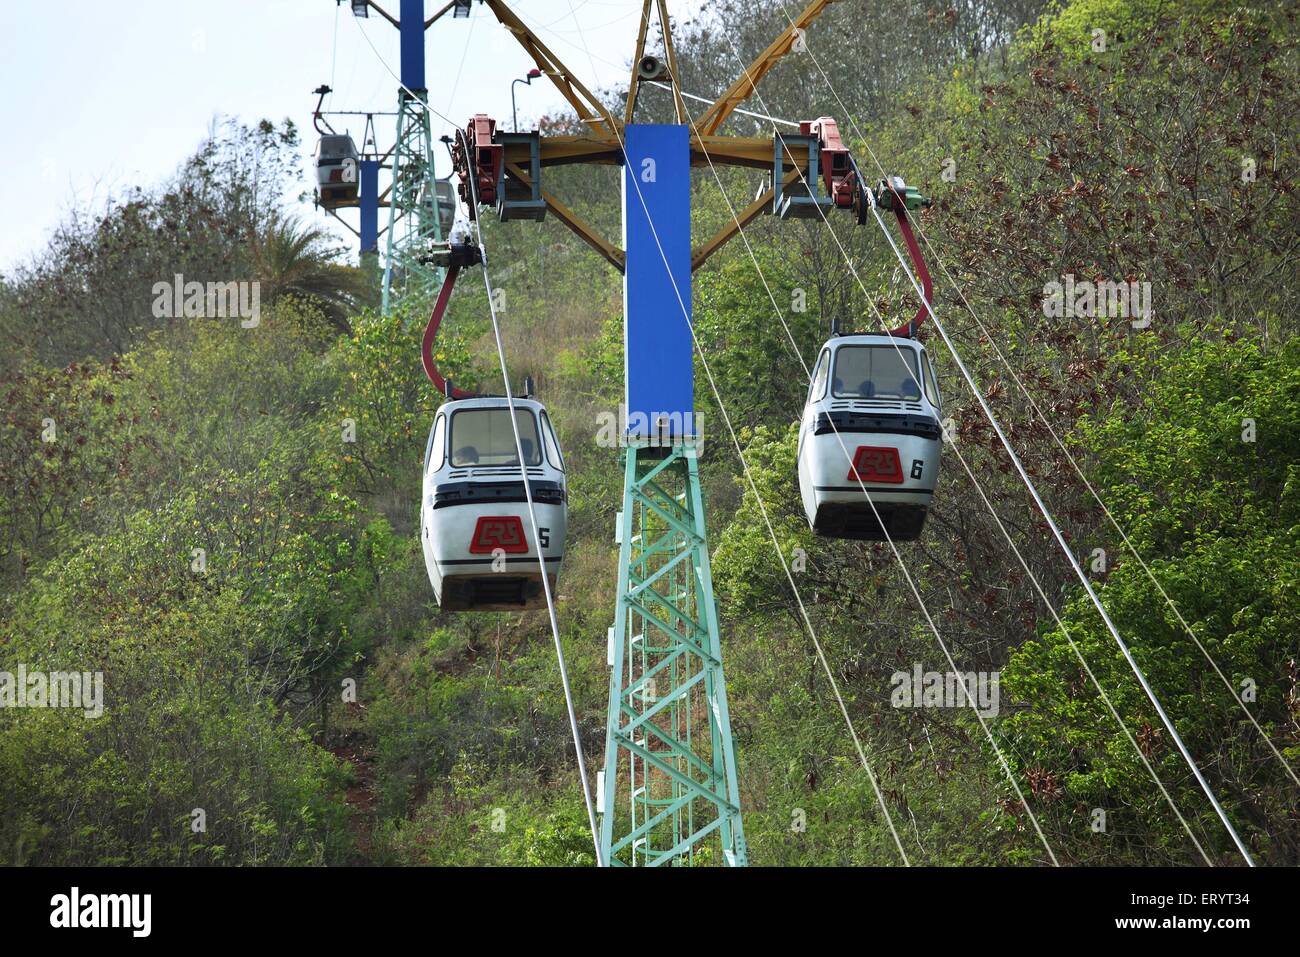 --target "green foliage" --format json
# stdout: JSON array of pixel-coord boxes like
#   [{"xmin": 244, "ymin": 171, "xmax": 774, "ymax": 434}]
[
  {"xmin": 375, "ymin": 760, "xmax": 596, "ymax": 866},
  {"xmin": 713, "ymin": 423, "xmax": 809, "ymax": 613},
  {"xmin": 248, "ymin": 213, "xmax": 376, "ymax": 335},
  {"xmin": 694, "ymin": 254, "xmax": 822, "ymax": 430},
  {"xmin": 0, "ymin": 356, "xmax": 151, "ymax": 578},
  {"xmin": 327, "ymin": 302, "xmax": 481, "ymax": 503},
  {"xmin": 1030, "ymin": 0, "xmax": 1261, "ymax": 58},
  {"xmin": 0, "ymin": 299, "xmax": 381, "ymax": 864},
  {"xmin": 2, "ymin": 0, "xmax": 1296, "ymax": 868},
  {"xmin": 1078, "ymin": 337, "xmax": 1300, "ymax": 554},
  {"xmin": 1000, "ymin": 340, "xmax": 1300, "ymax": 863},
  {"xmin": 0, "ymin": 487, "xmax": 359, "ymax": 864}
]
